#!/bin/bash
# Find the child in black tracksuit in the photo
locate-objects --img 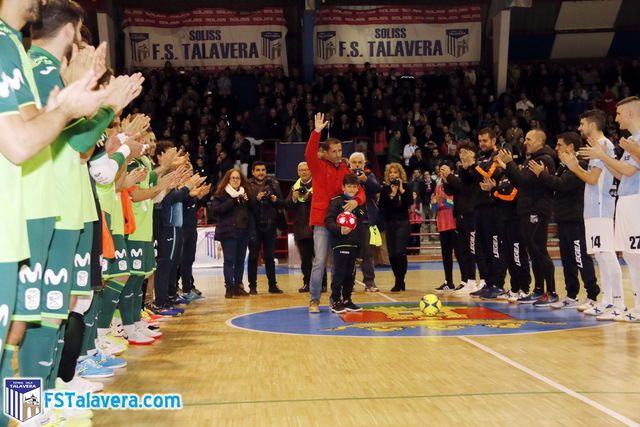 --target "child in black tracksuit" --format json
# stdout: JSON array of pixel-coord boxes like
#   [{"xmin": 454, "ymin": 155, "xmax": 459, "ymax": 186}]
[{"xmin": 325, "ymin": 174, "xmax": 366, "ymax": 313}]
